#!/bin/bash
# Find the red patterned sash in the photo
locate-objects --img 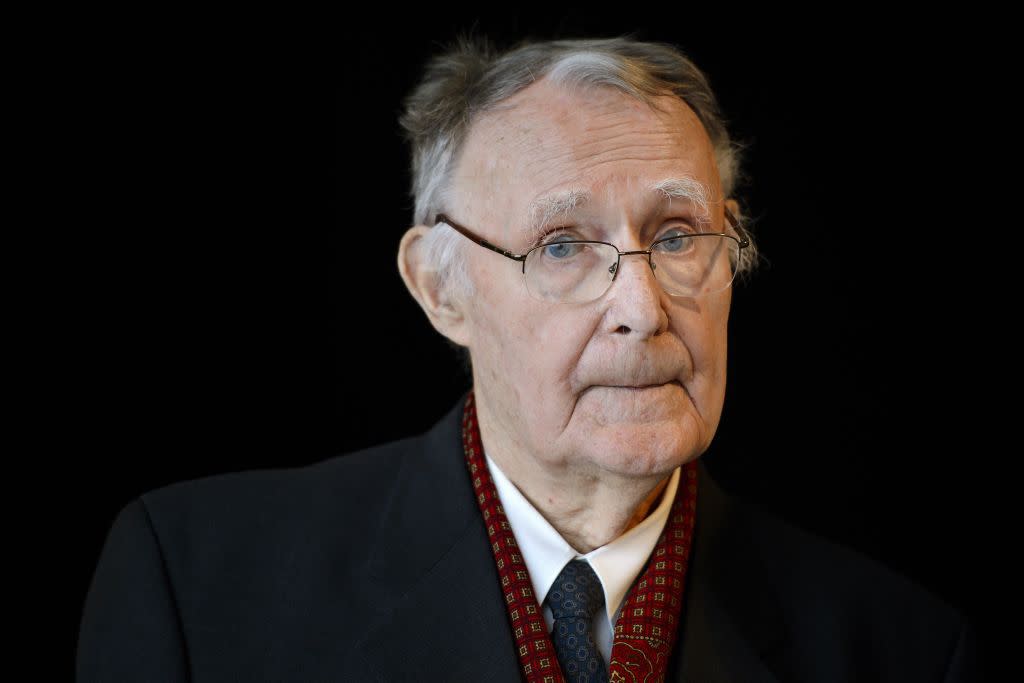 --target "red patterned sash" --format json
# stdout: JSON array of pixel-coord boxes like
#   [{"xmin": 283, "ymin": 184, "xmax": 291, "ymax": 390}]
[{"xmin": 461, "ymin": 389, "xmax": 698, "ymax": 683}]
